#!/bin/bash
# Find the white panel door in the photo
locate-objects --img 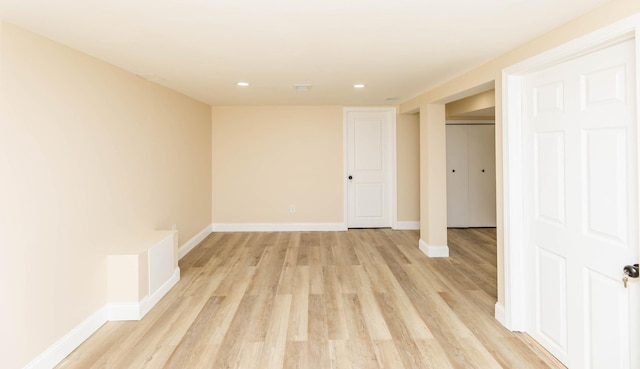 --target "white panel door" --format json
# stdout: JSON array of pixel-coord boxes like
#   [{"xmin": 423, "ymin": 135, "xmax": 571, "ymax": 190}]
[
  {"xmin": 446, "ymin": 125, "xmax": 470, "ymax": 227},
  {"xmin": 522, "ymin": 39, "xmax": 639, "ymax": 368},
  {"xmin": 468, "ymin": 125, "xmax": 496, "ymax": 227},
  {"xmin": 346, "ymin": 110, "xmax": 392, "ymax": 228}
]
